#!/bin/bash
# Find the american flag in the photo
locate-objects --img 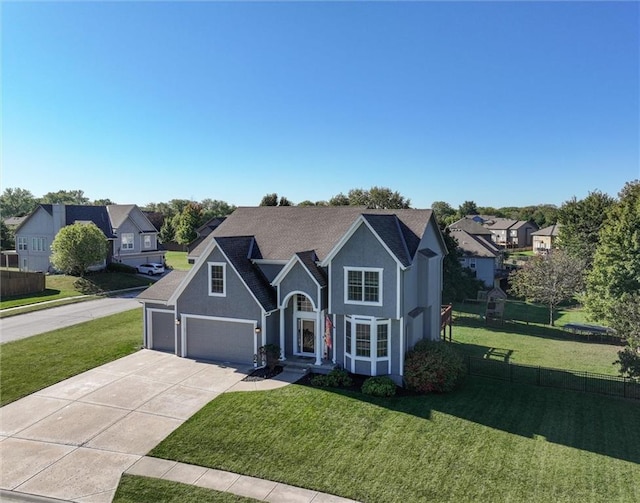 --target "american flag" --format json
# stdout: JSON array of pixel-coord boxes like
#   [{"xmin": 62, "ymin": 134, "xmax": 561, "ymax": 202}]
[{"xmin": 324, "ymin": 314, "xmax": 333, "ymax": 350}]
